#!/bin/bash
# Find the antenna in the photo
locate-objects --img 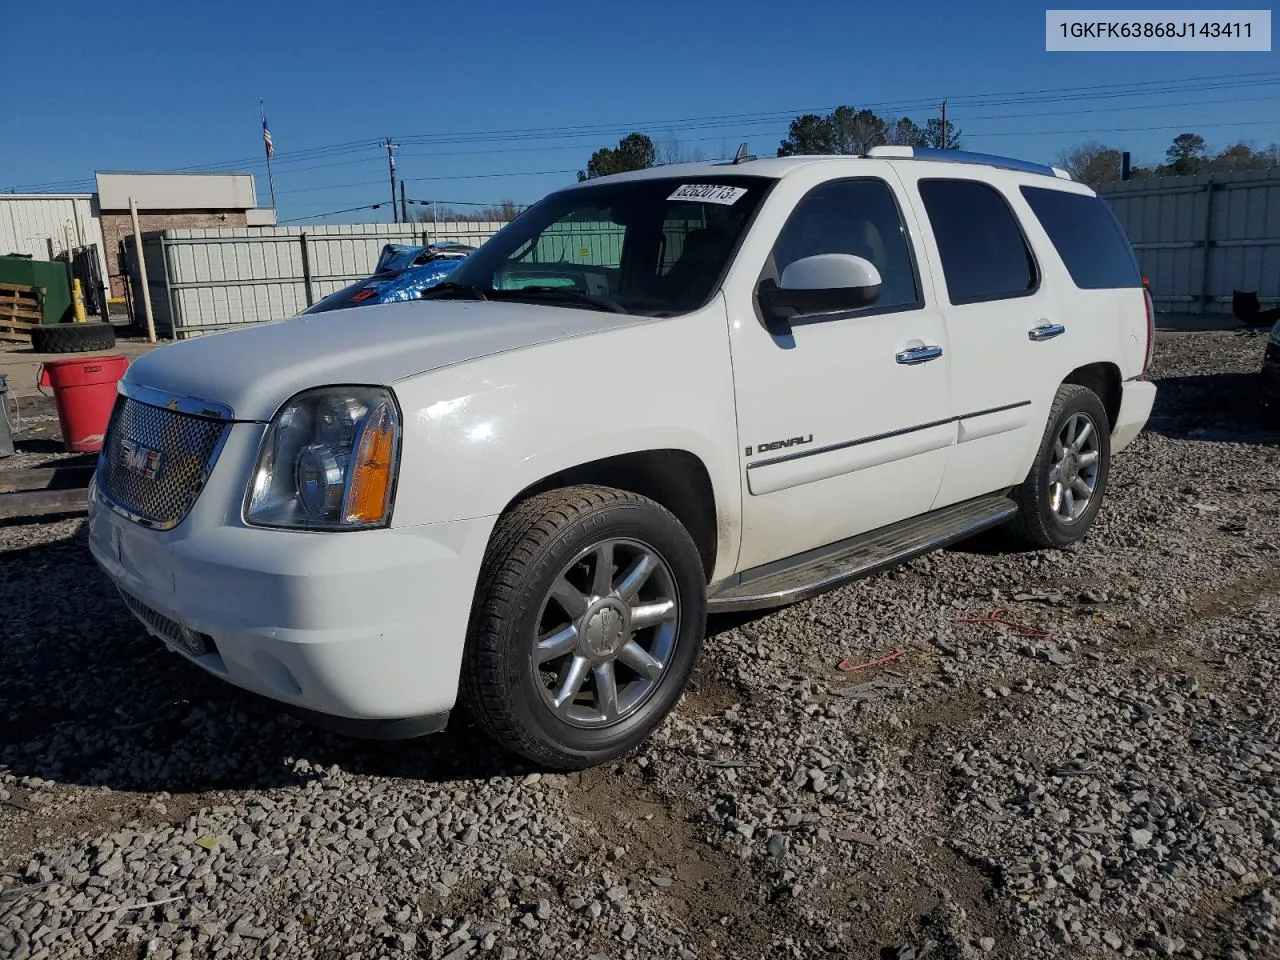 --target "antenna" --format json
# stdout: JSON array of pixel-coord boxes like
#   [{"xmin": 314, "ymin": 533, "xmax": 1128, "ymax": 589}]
[{"xmin": 732, "ymin": 142, "xmax": 756, "ymax": 165}]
